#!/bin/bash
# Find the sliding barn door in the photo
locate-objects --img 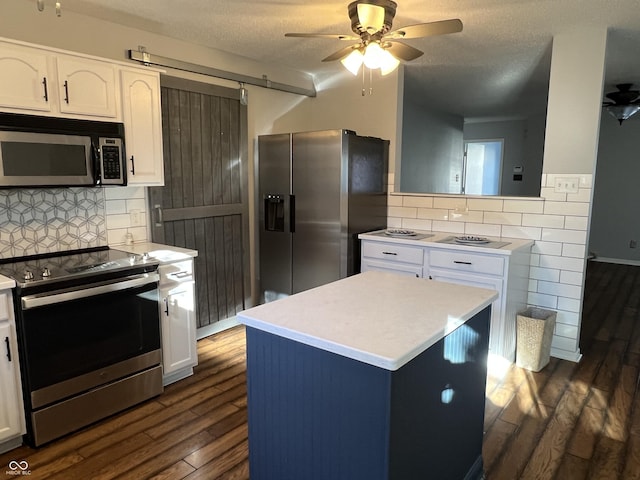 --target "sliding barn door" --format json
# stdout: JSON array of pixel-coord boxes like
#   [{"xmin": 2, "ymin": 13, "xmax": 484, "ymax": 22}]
[{"xmin": 149, "ymin": 76, "xmax": 250, "ymax": 332}]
